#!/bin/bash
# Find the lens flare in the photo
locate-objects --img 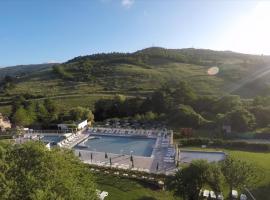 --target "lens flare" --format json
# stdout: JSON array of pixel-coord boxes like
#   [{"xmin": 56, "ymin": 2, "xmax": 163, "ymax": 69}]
[{"xmin": 207, "ymin": 66, "xmax": 219, "ymax": 76}]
